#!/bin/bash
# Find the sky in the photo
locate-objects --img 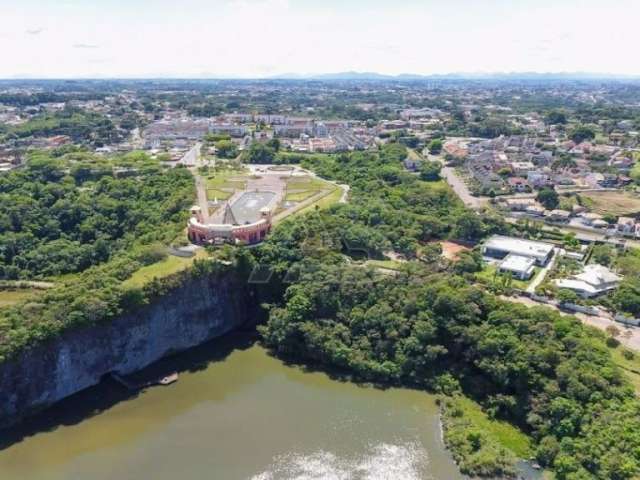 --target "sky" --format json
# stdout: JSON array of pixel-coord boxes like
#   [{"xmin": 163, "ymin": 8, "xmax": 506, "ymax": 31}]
[{"xmin": 2, "ymin": 0, "xmax": 639, "ymax": 78}]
